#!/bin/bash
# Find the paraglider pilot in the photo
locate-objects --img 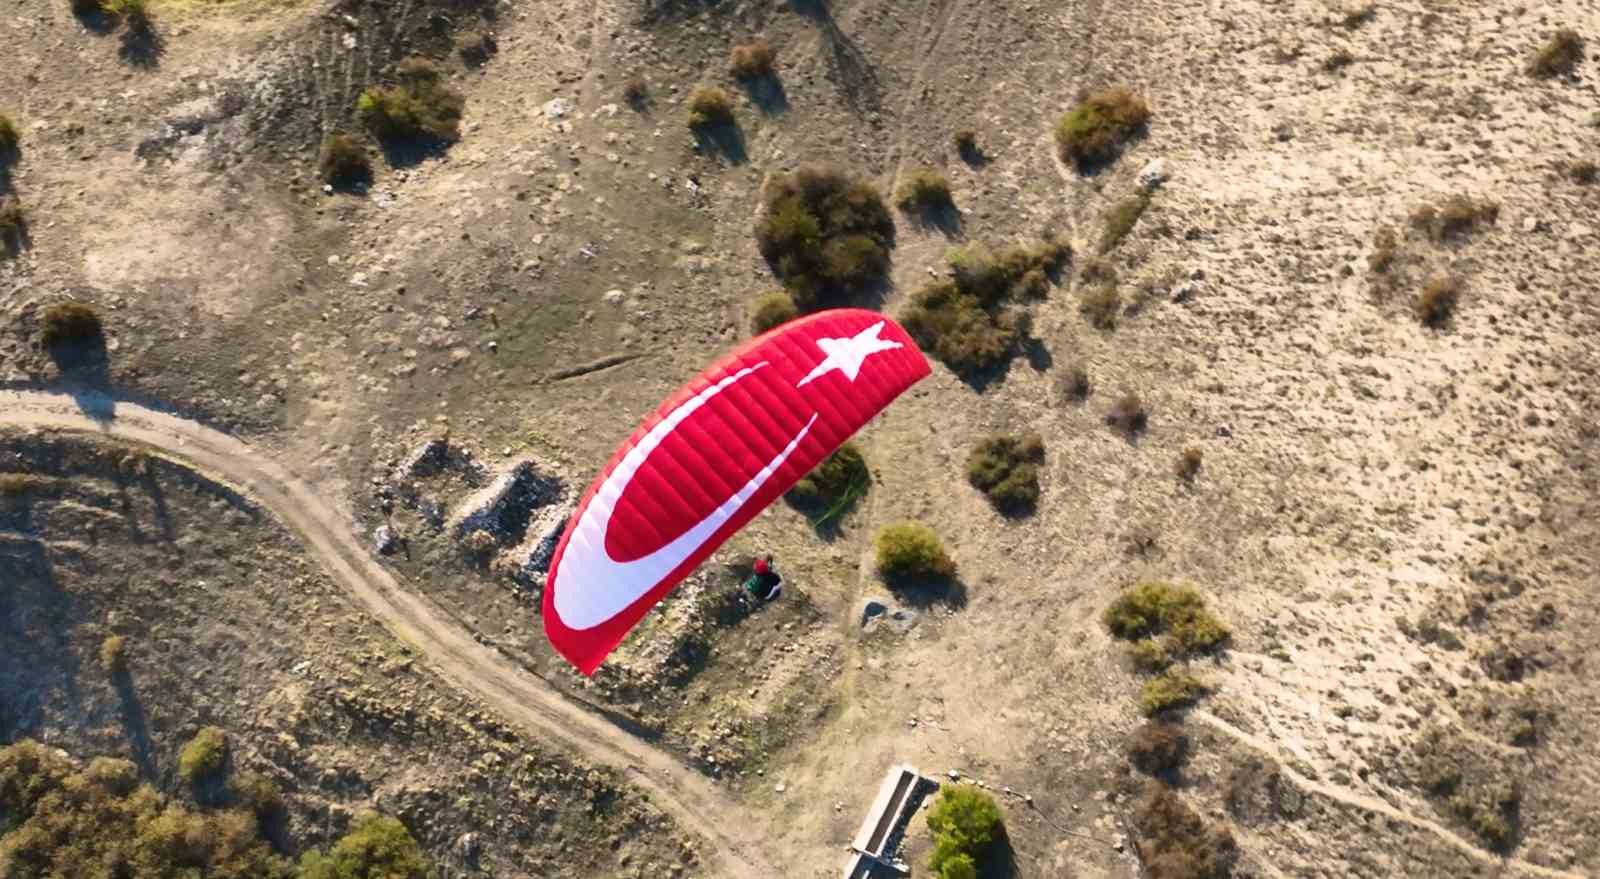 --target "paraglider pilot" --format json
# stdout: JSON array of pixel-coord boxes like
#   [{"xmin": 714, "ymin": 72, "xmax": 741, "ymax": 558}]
[{"xmin": 743, "ymin": 556, "xmax": 783, "ymax": 604}]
